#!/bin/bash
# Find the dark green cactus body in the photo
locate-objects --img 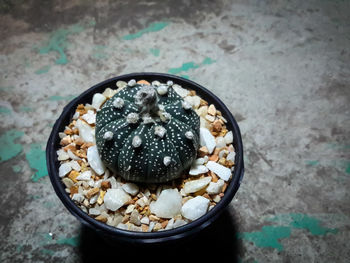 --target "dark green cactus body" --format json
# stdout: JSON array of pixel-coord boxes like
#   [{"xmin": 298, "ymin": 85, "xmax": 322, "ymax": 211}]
[{"xmin": 95, "ymin": 82, "xmax": 200, "ymax": 183}]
